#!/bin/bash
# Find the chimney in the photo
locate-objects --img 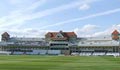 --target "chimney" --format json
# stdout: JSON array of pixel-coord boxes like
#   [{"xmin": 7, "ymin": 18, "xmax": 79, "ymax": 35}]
[{"xmin": 59, "ymin": 30, "xmax": 63, "ymax": 33}]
